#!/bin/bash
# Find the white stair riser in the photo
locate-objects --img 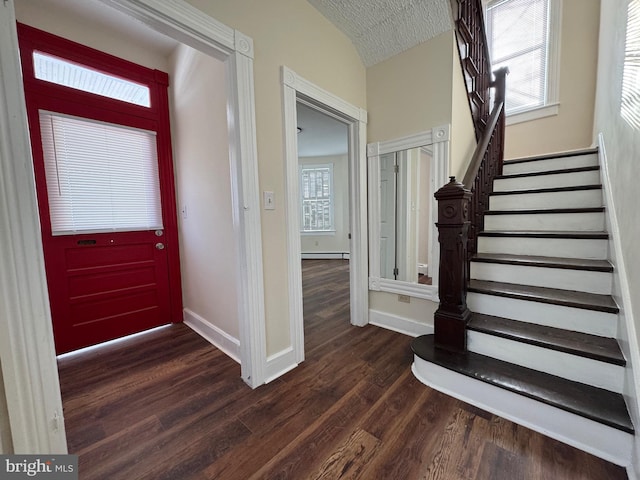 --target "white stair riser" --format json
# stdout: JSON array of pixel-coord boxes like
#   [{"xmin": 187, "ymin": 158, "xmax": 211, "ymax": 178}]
[
  {"xmin": 494, "ymin": 170, "xmax": 601, "ymax": 192},
  {"xmin": 477, "ymin": 236, "xmax": 608, "ymax": 259},
  {"xmin": 467, "ymin": 292, "xmax": 617, "ymax": 337},
  {"xmin": 489, "ymin": 189, "xmax": 603, "ymax": 210},
  {"xmin": 484, "ymin": 212, "xmax": 605, "ymax": 232},
  {"xmin": 468, "ymin": 331, "xmax": 624, "ymax": 393},
  {"xmin": 470, "ymin": 262, "xmax": 612, "ymax": 295},
  {"xmin": 503, "ymin": 154, "xmax": 598, "ymax": 175},
  {"xmin": 412, "ymin": 358, "xmax": 634, "ymax": 466}
]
